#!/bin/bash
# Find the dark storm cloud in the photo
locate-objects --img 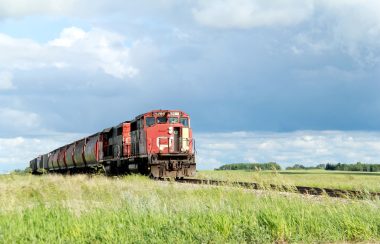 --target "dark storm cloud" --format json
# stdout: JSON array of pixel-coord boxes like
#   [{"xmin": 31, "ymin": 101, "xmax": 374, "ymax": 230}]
[{"xmin": 3, "ymin": 26, "xmax": 380, "ymax": 136}]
